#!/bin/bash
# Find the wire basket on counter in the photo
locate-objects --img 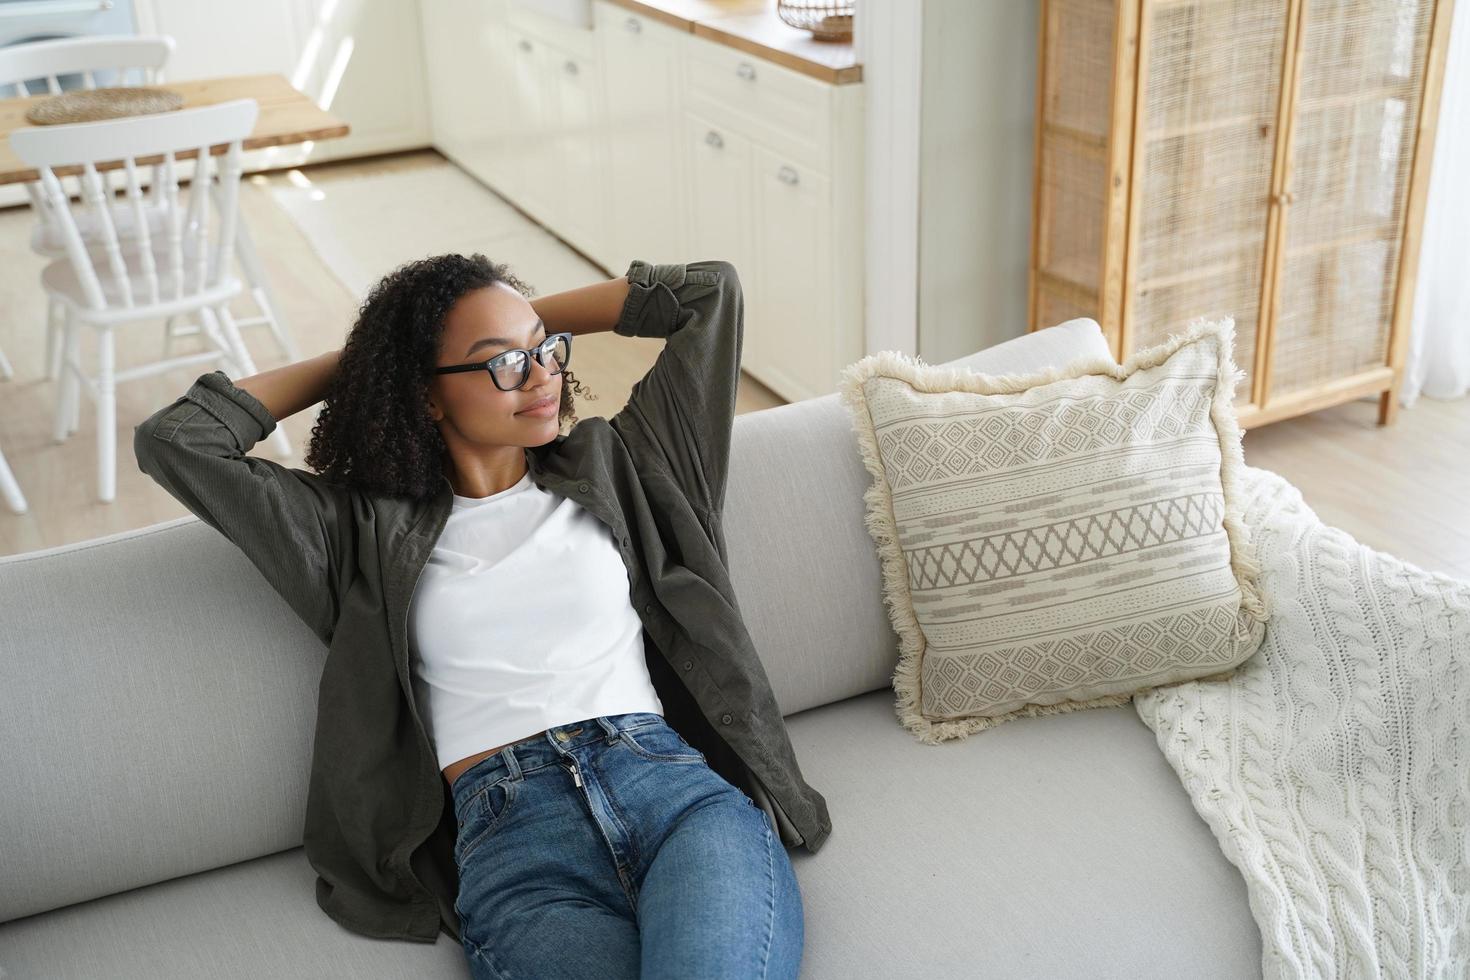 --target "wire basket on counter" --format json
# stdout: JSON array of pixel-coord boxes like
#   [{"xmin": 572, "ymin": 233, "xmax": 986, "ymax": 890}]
[{"xmin": 776, "ymin": 0, "xmax": 855, "ymax": 42}]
